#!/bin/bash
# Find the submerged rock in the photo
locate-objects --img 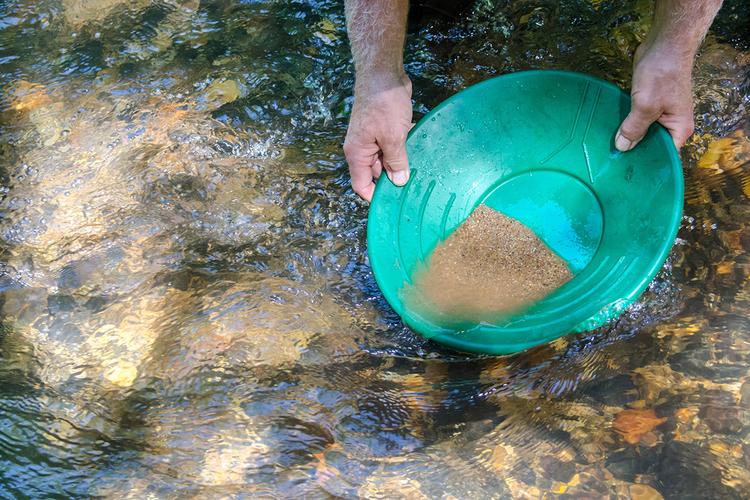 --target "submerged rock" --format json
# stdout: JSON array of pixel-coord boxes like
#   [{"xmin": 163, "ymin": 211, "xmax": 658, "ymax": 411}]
[
  {"xmin": 612, "ymin": 409, "xmax": 667, "ymax": 446},
  {"xmin": 539, "ymin": 455, "xmax": 577, "ymax": 483},
  {"xmin": 701, "ymin": 390, "xmax": 743, "ymax": 434},
  {"xmin": 62, "ymin": 0, "xmax": 149, "ymax": 26},
  {"xmin": 628, "ymin": 483, "xmax": 664, "ymax": 500},
  {"xmin": 201, "ymin": 79, "xmax": 246, "ymax": 108},
  {"xmin": 631, "ymin": 364, "xmax": 688, "ymax": 405}
]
